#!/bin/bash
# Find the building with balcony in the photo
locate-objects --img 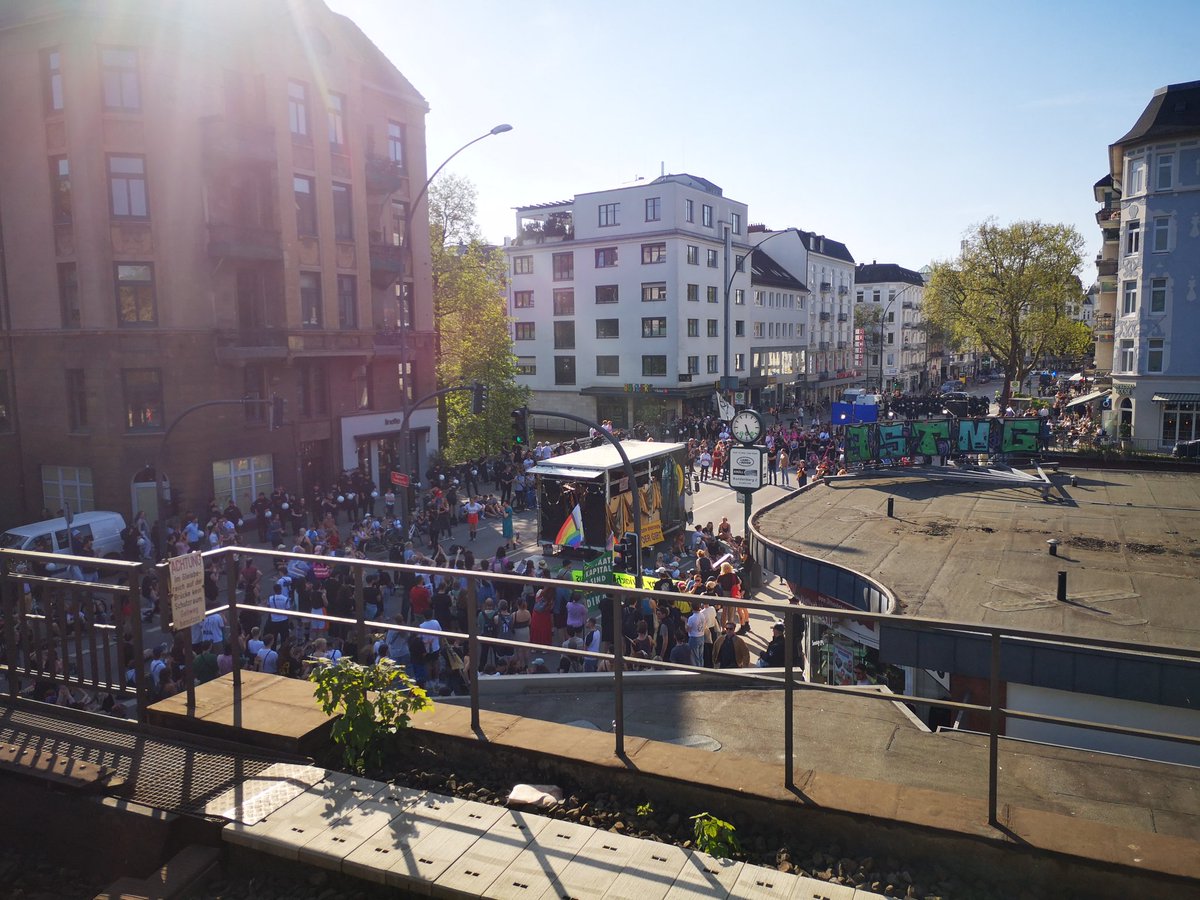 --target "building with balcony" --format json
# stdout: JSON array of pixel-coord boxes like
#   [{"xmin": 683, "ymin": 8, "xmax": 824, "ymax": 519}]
[
  {"xmin": 1099, "ymin": 80, "xmax": 1200, "ymax": 448},
  {"xmin": 854, "ymin": 263, "xmax": 928, "ymax": 394},
  {"xmin": 747, "ymin": 249, "xmax": 809, "ymax": 409},
  {"xmin": 504, "ymin": 174, "xmax": 751, "ymax": 428},
  {"xmin": 0, "ymin": 0, "xmax": 436, "ymax": 527}
]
